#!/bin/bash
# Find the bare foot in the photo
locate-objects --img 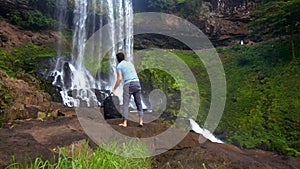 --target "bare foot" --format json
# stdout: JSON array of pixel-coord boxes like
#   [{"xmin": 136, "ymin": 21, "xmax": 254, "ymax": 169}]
[
  {"xmin": 118, "ymin": 123, "xmax": 127, "ymax": 127},
  {"xmin": 119, "ymin": 120, "xmax": 127, "ymax": 127},
  {"xmin": 139, "ymin": 117, "xmax": 143, "ymax": 127},
  {"xmin": 139, "ymin": 121, "xmax": 143, "ymax": 127}
]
